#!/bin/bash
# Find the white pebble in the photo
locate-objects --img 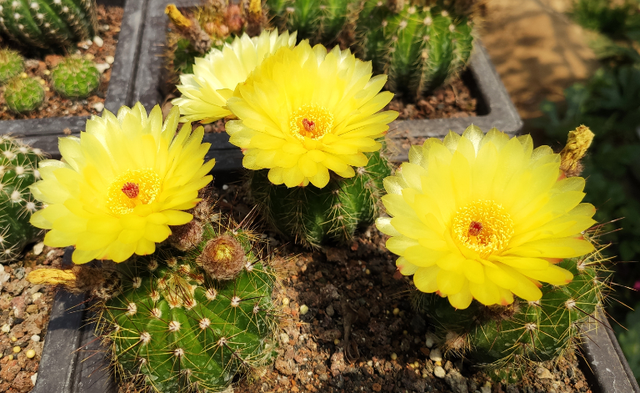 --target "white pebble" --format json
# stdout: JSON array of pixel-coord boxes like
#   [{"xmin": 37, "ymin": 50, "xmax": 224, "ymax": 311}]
[
  {"xmin": 222, "ymin": 184, "xmax": 229, "ymax": 190},
  {"xmin": 31, "ymin": 334, "xmax": 41, "ymax": 342},
  {"xmin": 429, "ymin": 347, "xmax": 442, "ymax": 362},
  {"xmin": 1, "ymin": 324, "xmax": 10, "ymax": 333},
  {"xmin": 95, "ymin": 63, "xmax": 110, "ymax": 74},
  {"xmin": 105, "ymin": 55, "xmax": 114, "ymax": 64},
  {"xmin": 280, "ymin": 332, "xmax": 289, "ymax": 344},
  {"xmin": 425, "ymin": 333, "xmax": 435, "ymax": 348},
  {"xmin": 92, "ymin": 102, "xmax": 105, "ymax": 112},
  {"xmin": 299, "ymin": 304, "xmax": 309, "ymax": 315},
  {"xmin": 33, "ymin": 242, "xmax": 44, "ymax": 256},
  {"xmin": 32, "ymin": 293, "xmax": 42, "ymax": 302},
  {"xmin": 433, "ymin": 366, "xmax": 446, "ymax": 378},
  {"xmin": 93, "ymin": 35, "xmax": 103, "ymax": 47},
  {"xmin": 31, "ymin": 373, "xmax": 37, "ymax": 386}
]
